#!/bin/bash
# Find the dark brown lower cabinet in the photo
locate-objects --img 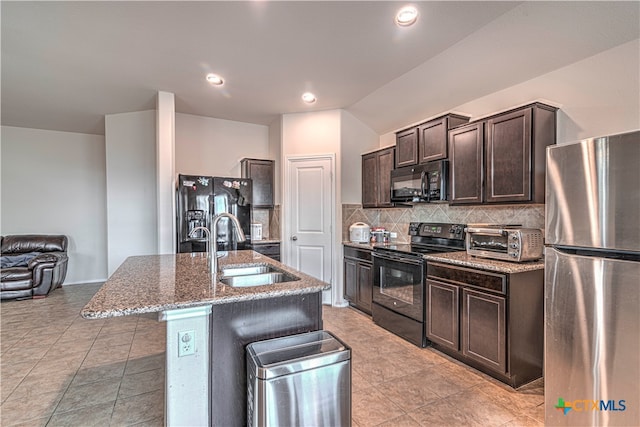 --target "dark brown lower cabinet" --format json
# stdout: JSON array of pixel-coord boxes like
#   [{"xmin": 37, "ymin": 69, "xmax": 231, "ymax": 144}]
[
  {"xmin": 343, "ymin": 246, "xmax": 372, "ymax": 314},
  {"xmin": 426, "ymin": 280, "xmax": 459, "ymax": 351},
  {"xmin": 250, "ymin": 242, "xmax": 280, "ymax": 261},
  {"xmin": 210, "ymin": 292, "xmax": 322, "ymax": 426},
  {"xmin": 426, "ymin": 261, "xmax": 543, "ymax": 388},
  {"xmin": 462, "ymin": 288, "xmax": 506, "ymax": 374}
]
